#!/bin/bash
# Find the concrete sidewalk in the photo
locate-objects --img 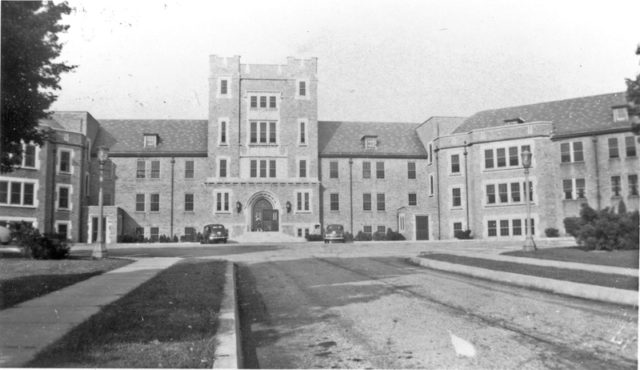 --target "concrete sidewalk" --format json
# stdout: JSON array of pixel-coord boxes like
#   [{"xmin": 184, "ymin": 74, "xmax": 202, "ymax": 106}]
[
  {"xmin": 0, "ymin": 257, "xmax": 181, "ymax": 367},
  {"xmin": 409, "ymin": 253, "xmax": 639, "ymax": 306}
]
